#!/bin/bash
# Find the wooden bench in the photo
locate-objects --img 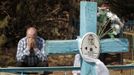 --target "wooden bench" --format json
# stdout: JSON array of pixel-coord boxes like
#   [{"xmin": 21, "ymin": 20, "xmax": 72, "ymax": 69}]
[{"xmin": 0, "ymin": 39, "xmax": 129, "ymax": 75}]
